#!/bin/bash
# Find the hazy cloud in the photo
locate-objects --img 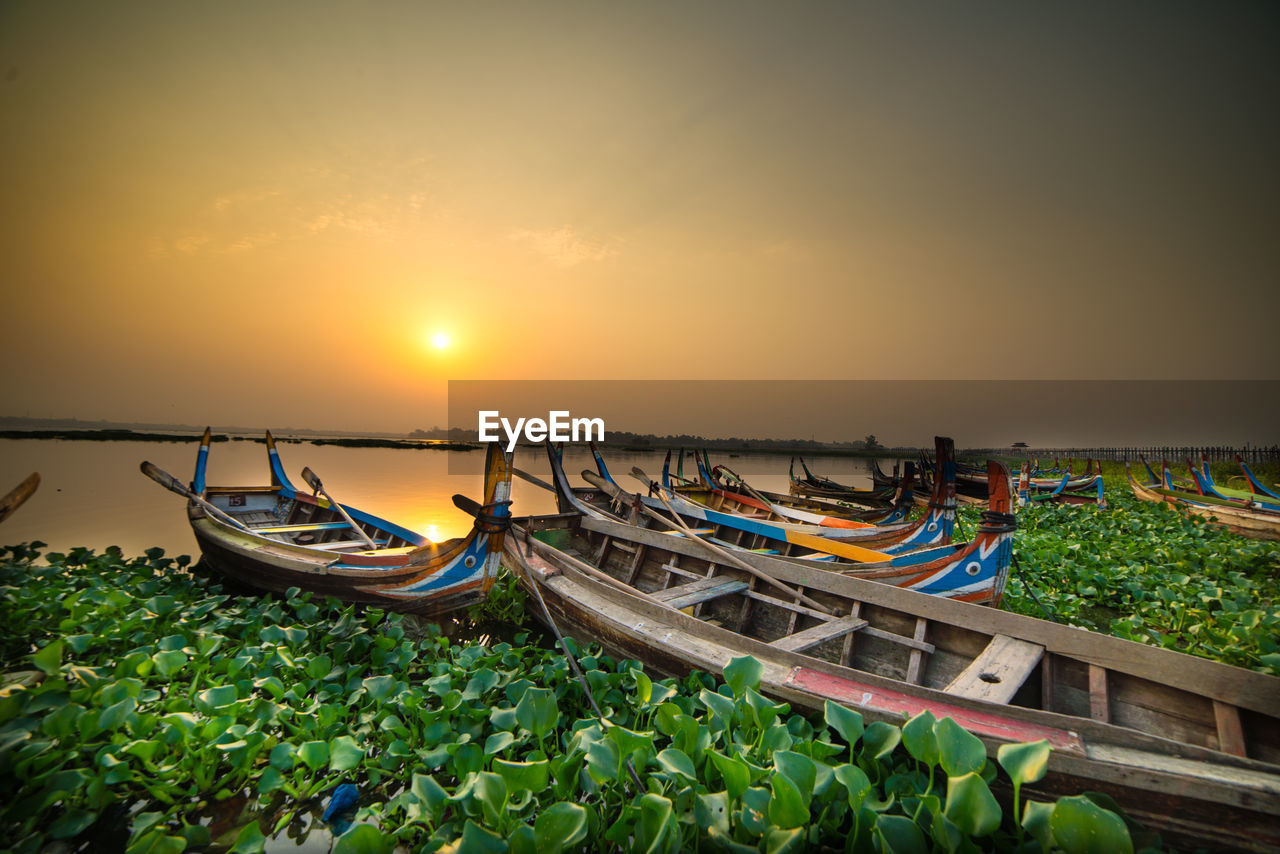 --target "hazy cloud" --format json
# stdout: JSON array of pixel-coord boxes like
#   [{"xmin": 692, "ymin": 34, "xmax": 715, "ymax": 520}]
[{"xmin": 508, "ymin": 226, "xmax": 618, "ymax": 267}]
